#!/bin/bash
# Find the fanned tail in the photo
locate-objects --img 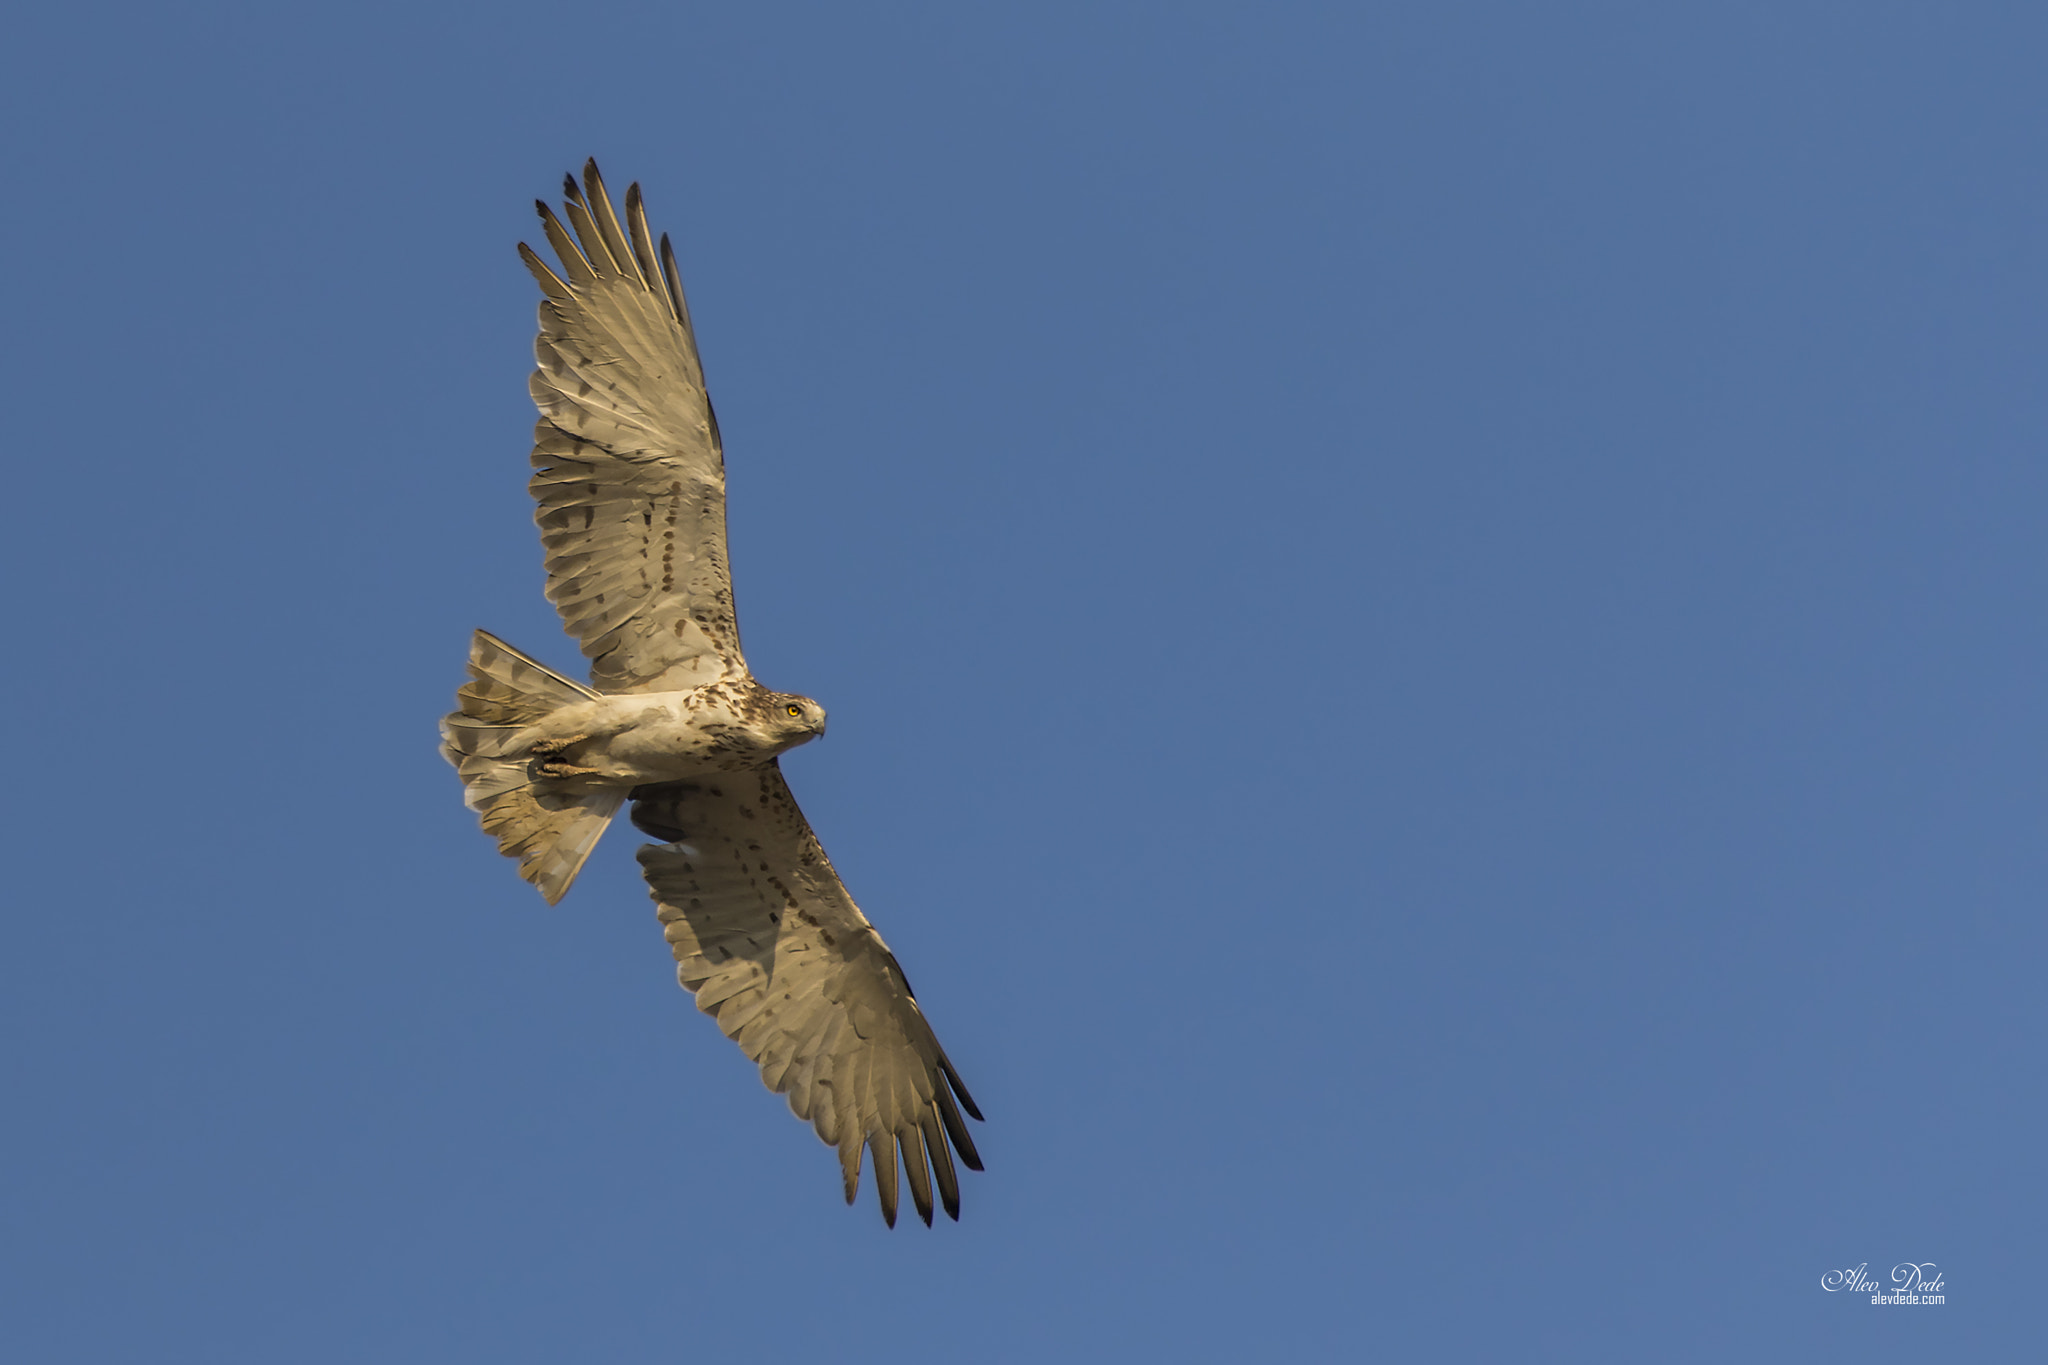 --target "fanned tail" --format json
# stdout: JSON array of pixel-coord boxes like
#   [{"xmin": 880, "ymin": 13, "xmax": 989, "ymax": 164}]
[{"xmin": 440, "ymin": 630, "xmax": 620, "ymax": 904}]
